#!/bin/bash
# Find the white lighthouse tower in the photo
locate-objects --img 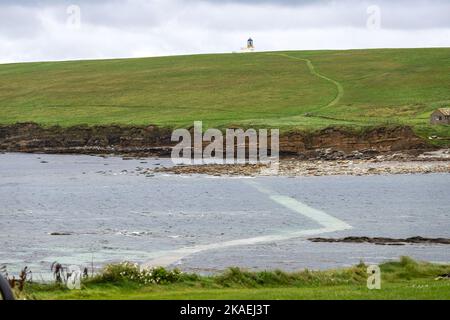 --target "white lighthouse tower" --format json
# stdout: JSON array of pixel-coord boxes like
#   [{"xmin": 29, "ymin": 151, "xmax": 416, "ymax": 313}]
[
  {"xmin": 241, "ymin": 37, "xmax": 255, "ymax": 52},
  {"xmin": 247, "ymin": 38, "xmax": 254, "ymax": 49}
]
